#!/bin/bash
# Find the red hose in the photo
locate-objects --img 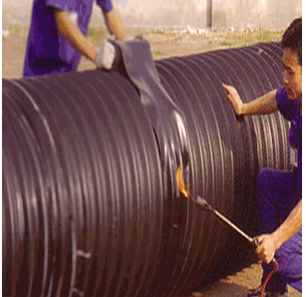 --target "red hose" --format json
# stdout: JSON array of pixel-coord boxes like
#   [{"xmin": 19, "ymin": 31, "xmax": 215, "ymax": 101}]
[{"xmin": 261, "ymin": 258, "xmax": 279, "ymax": 297}]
